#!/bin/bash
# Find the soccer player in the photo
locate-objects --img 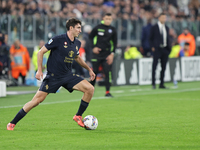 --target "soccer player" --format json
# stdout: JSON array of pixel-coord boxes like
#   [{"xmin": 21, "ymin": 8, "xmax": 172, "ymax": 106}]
[
  {"xmin": 7, "ymin": 18, "xmax": 96, "ymax": 130},
  {"xmin": 89, "ymin": 13, "xmax": 117, "ymax": 97}
]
